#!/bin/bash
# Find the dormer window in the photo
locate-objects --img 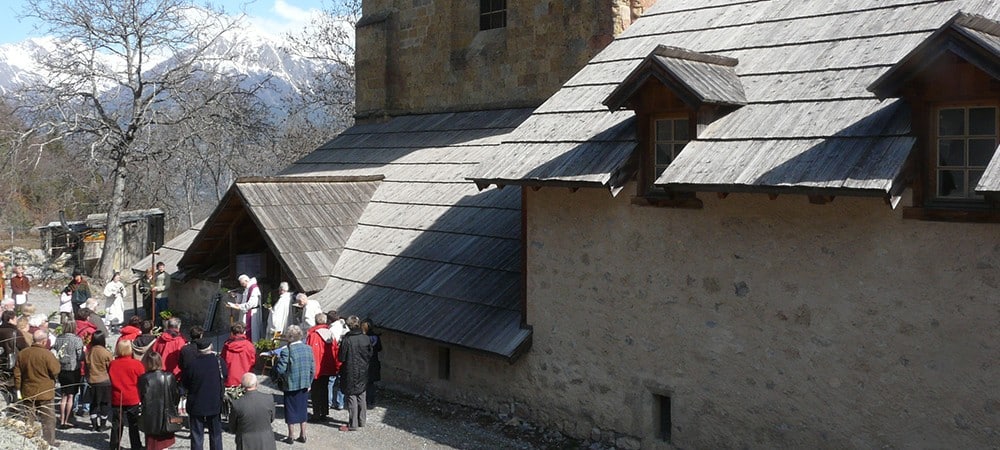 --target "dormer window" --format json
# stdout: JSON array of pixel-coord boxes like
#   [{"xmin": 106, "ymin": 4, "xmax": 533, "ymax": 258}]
[
  {"xmin": 652, "ymin": 116, "xmax": 690, "ymax": 188},
  {"xmin": 935, "ymin": 105, "xmax": 996, "ymax": 199},
  {"xmin": 603, "ymin": 45, "xmax": 745, "ymax": 205},
  {"xmin": 869, "ymin": 12, "xmax": 1000, "ymax": 220}
]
